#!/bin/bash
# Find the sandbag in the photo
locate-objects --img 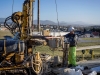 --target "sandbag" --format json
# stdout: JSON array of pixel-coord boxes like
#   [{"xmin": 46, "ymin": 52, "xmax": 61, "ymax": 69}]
[
  {"xmin": 53, "ymin": 68, "xmax": 83, "ymax": 75},
  {"xmin": 88, "ymin": 71, "xmax": 97, "ymax": 75}
]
